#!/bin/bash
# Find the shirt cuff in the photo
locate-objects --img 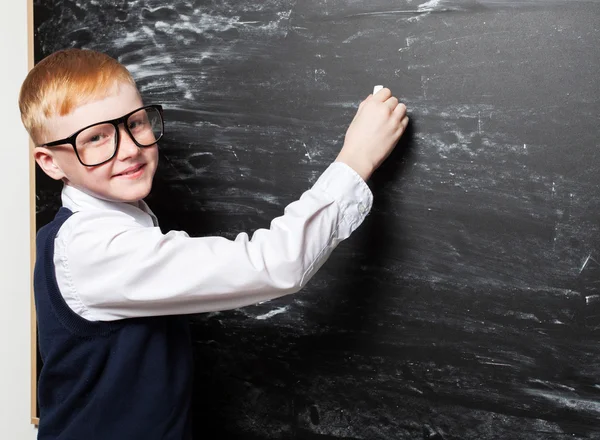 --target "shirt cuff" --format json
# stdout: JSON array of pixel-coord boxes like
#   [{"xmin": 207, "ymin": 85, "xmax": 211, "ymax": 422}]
[{"xmin": 312, "ymin": 161, "xmax": 374, "ymax": 239}]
